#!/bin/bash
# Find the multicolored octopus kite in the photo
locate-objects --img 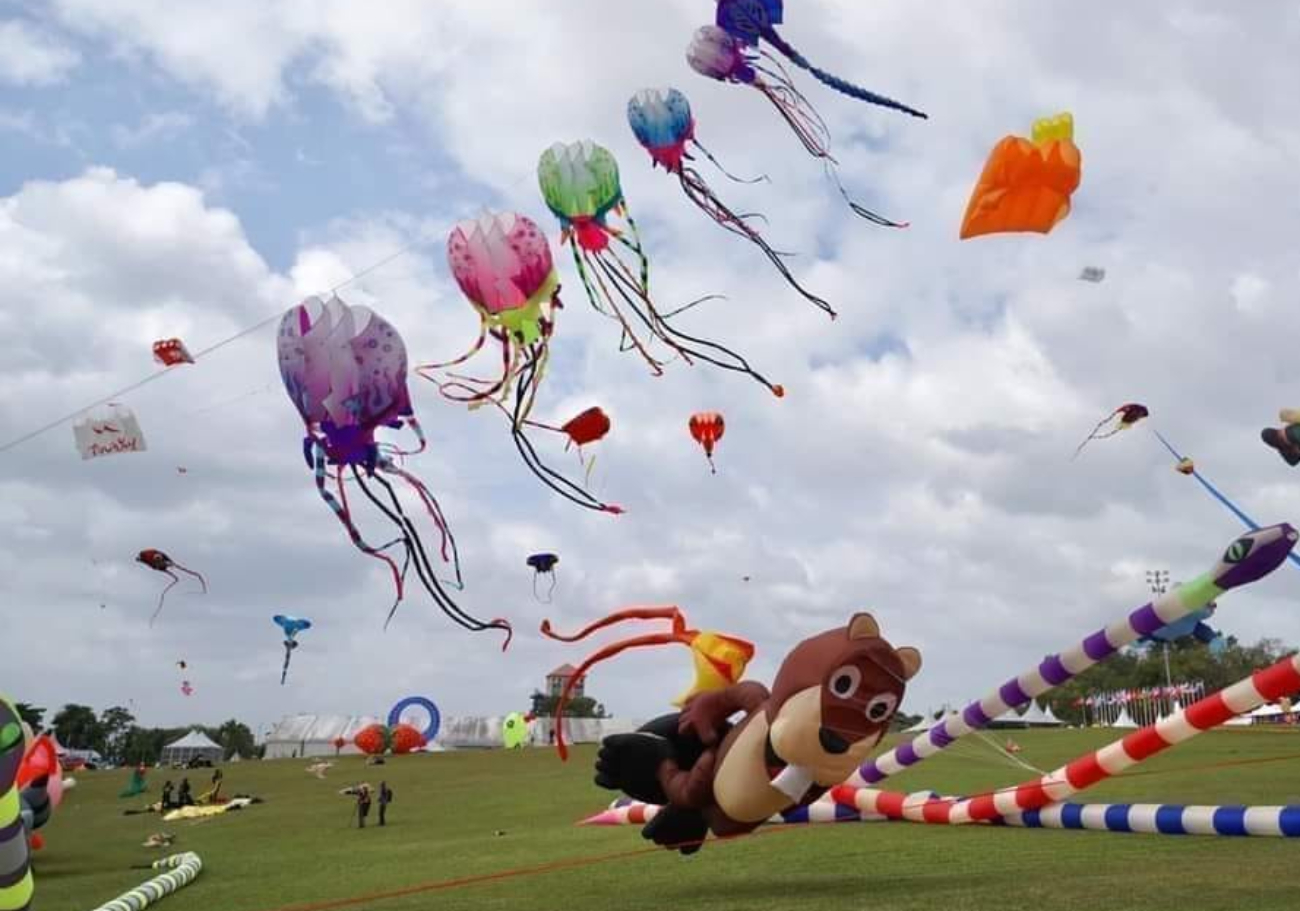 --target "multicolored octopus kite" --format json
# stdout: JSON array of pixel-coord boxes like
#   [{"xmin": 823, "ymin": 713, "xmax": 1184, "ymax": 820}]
[
  {"xmin": 687, "ymin": 0, "xmax": 924, "ymax": 227},
  {"xmin": 135, "ymin": 549, "xmax": 207, "ymax": 626},
  {"xmin": 277, "ymin": 294, "xmax": 511, "ymax": 647},
  {"xmin": 417, "ymin": 212, "xmax": 622, "ymax": 514},
  {"xmin": 627, "ymin": 87, "xmax": 833, "ymax": 317},
  {"xmin": 538, "ymin": 140, "xmax": 783, "ymax": 396}
]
